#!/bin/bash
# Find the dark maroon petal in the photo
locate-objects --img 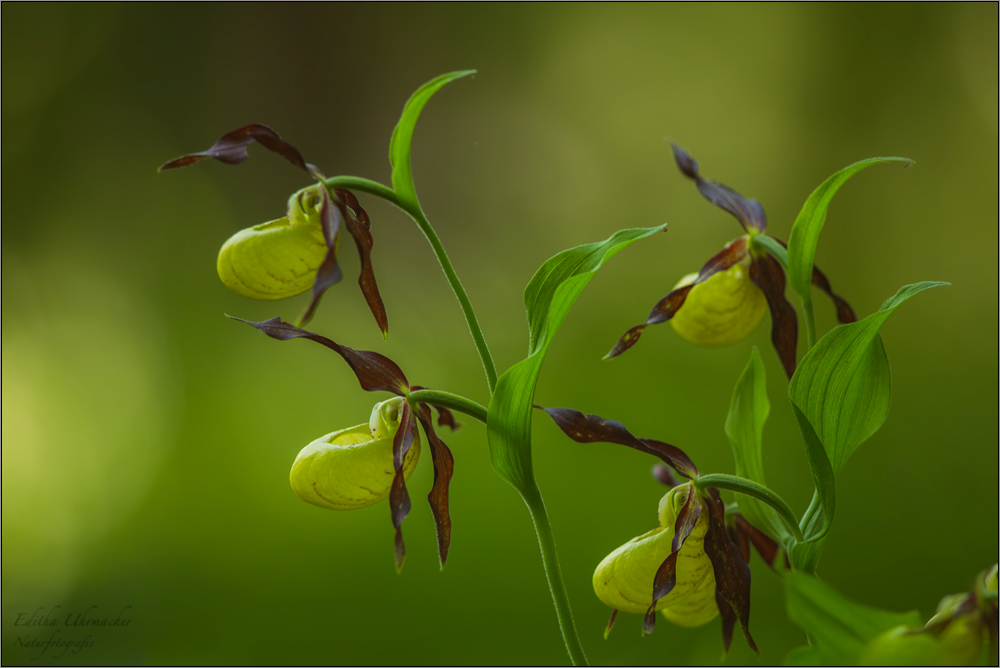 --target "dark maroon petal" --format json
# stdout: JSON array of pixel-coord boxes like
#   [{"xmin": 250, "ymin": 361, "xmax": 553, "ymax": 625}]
[
  {"xmin": 812, "ymin": 264, "xmax": 857, "ymax": 324},
  {"xmin": 416, "ymin": 404, "xmax": 455, "ymax": 569},
  {"xmin": 749, "ymin": 253, "xmax": 798, "ymax": 379},
  {"xmin": 735, "ymin": 514, "xmax": 783, "ymax": 569},
  {"xmin": 729, "ymin": 524, "xmax": 751, "ymax": 565},
  {"xmin": 336, "ymin": 189, "xmax": 390, "ymax": 338},
  {"xmin": 604, "ymin": 609, "xmax": 618, "ymax": 640},
  {"xmin": 159, "ymin": 123, "xmax": 320, "ymax": 177},
  {"xmin": 651, "ymin": 463, "xmax": 680, "ymax": 488},
  {"xmin": 297, "ymin": 186, "xmax": 343, "ymax": 327},
  {"xmin": 540, "ymin": 407, "xmax": 699, "ymax": 479},
  {"xmin": 606, "ymin": 237, "xmax": 749, "ymax": 359},
  {"xmin": 231, "ymin": 317, "xmax": 408, "ymax": 395},
  {"xmin": 389, "ymin": 403, "xmax": 417, "ymax": 572},
  {"xmin": 671, "ymin": 143, "xmax": 767, "ymax": 233},
  {"xmin": 643, "ymin": 489, "xmax": 703, "ymax": 634},
  {"xmin": 716, "ymin": 587, "xmax": 737, "ymax": 655},
  {"xmin": 703, "ymin": 489, "xmax": 758, "ymax": 655}
]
